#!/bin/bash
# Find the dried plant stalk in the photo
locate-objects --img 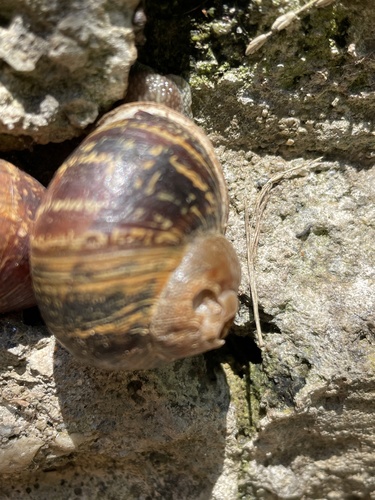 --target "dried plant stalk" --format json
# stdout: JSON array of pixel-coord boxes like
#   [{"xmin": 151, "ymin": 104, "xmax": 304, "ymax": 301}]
[
  {"xmin": 245, "ymin": 159, "xmax": 323, "ymax": 347},
  {"xmin": 245, "ymin": 0, "xmax": 337, "ymax": 55}
]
